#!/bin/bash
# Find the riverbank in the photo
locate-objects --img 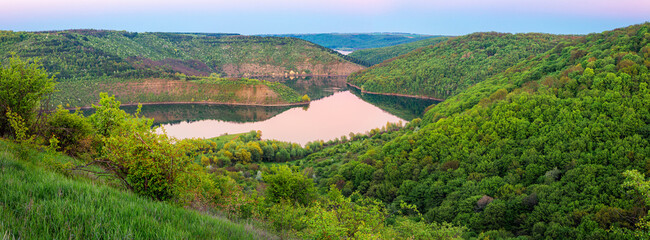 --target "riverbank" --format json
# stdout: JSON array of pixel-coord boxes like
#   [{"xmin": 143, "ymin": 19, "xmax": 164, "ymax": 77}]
[
  {"xmin": 346, "ymin": 83, "xmax": 445, "ymax": 101},
  {"xmin": 52, "ymin": 78, "xmax": 307, "ymax": 109},
  {"xmin": 67, "ymin": 100, "xmax": 310, "ymax": 111}
]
